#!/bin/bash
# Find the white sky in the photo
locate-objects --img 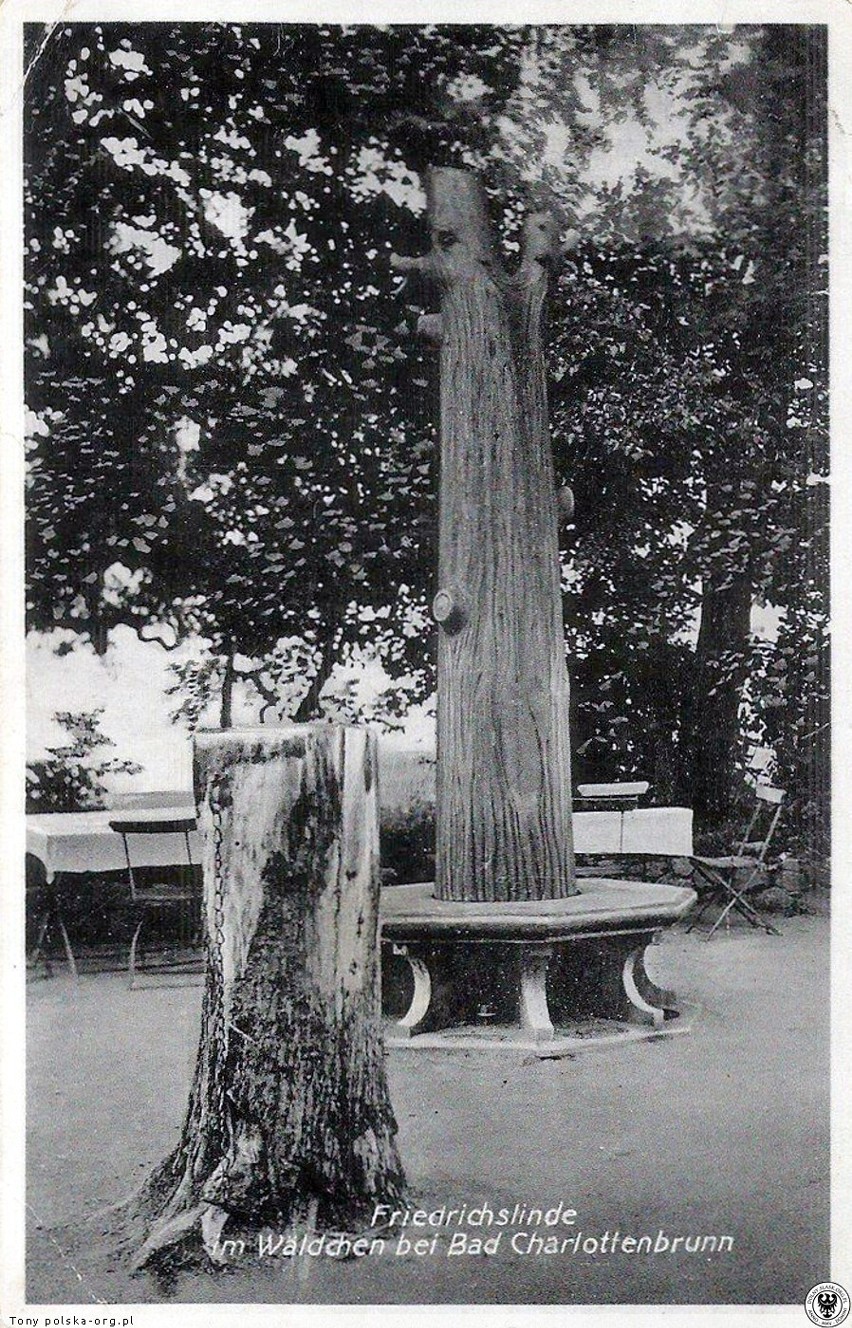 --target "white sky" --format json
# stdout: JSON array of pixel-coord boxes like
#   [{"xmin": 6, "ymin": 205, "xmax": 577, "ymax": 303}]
[{"xmin": 27, "ymin": 627, "xmax": 436, "ymax": 796}]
